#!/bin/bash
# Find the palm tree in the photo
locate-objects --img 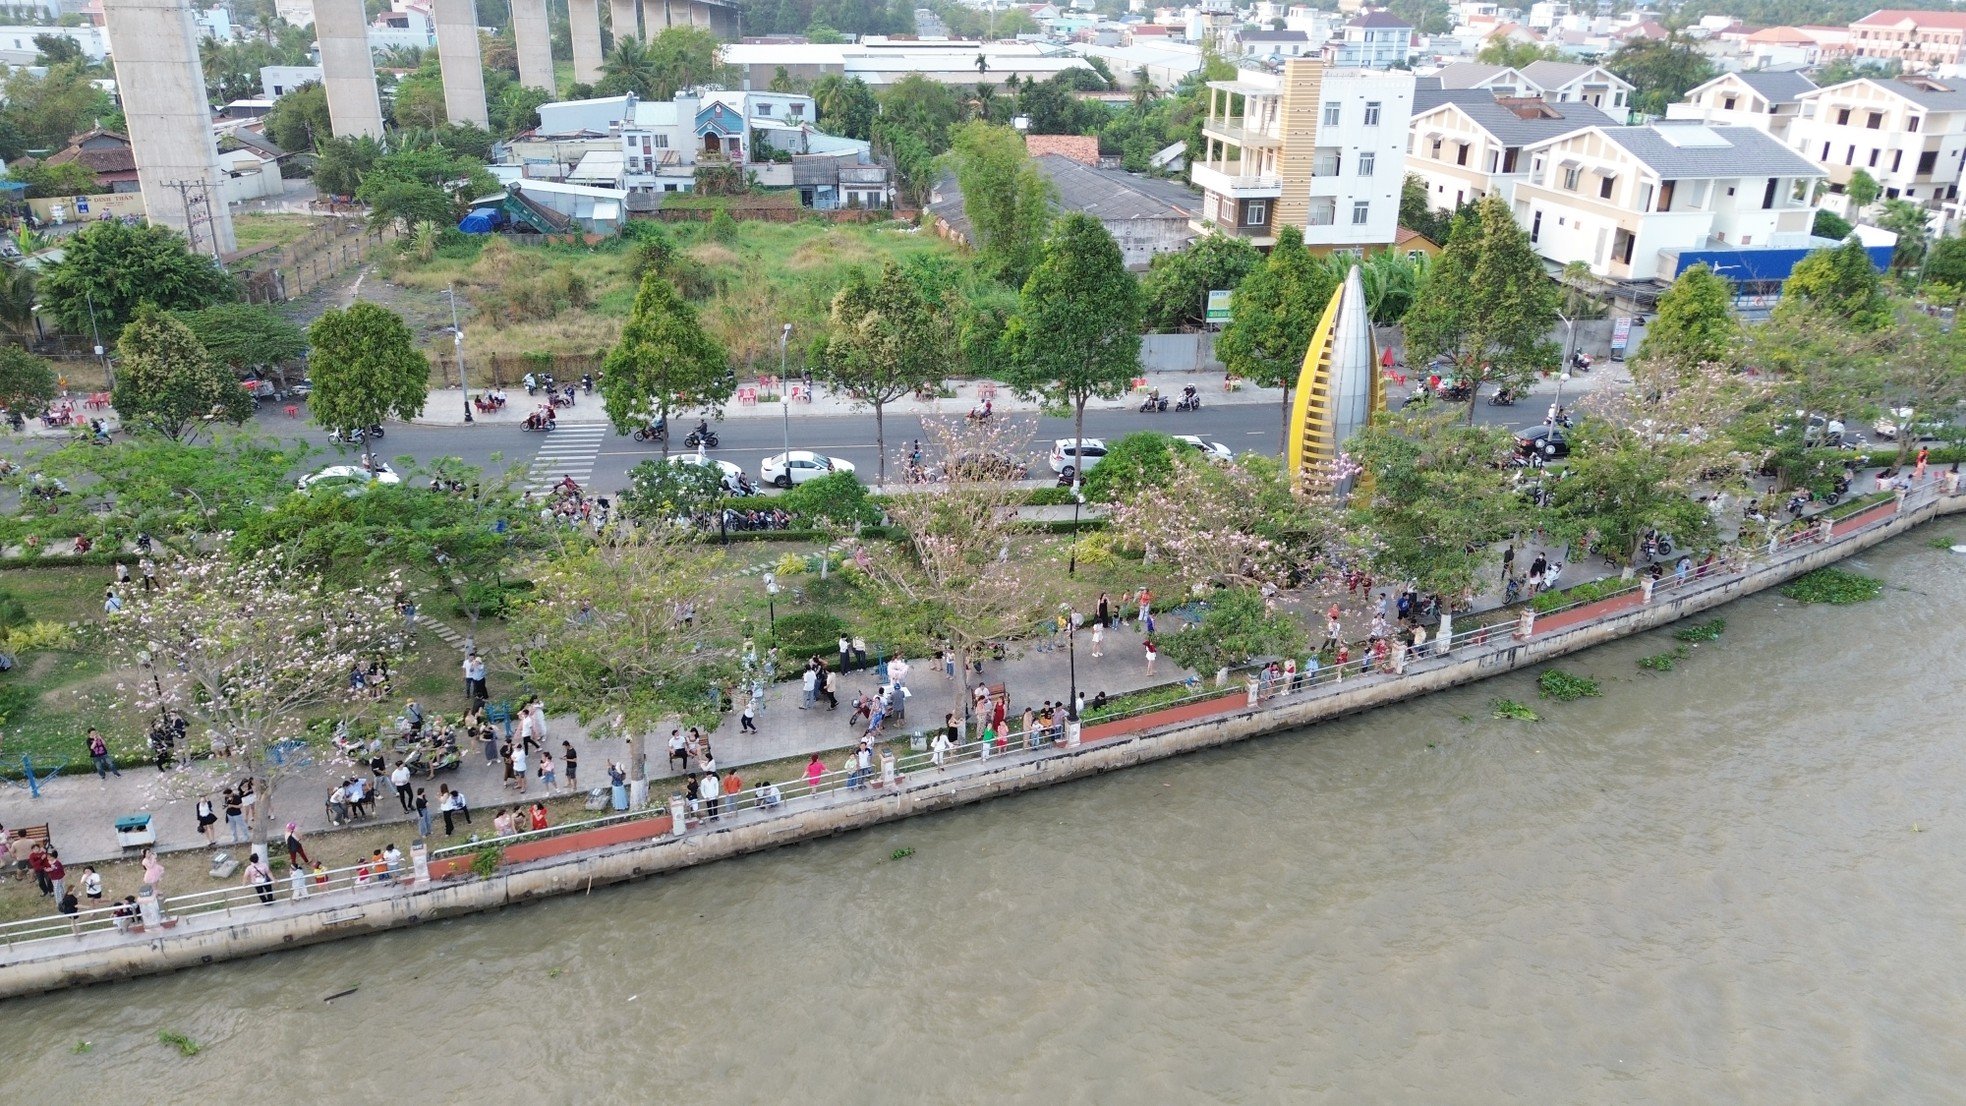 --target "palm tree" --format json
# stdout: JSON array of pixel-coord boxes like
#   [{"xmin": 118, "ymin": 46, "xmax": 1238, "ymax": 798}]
[
  {"xmin": 1131, "ymin": 67, "xmax": 1155, "ymax": 111},
  {"xmin": 969, "ymin": 82, "xmax": 997, "ymax": 120},
  {"xmin": 975, "ymin": 53, "xmax": 988, "ymax": 75},
  {"xmin": 0, "ymin": 262, "xmax": 37, "ymax": 343},
  {"xmin": 599, "ymin": 36, "xmax": 660, "ymax": 98}
]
